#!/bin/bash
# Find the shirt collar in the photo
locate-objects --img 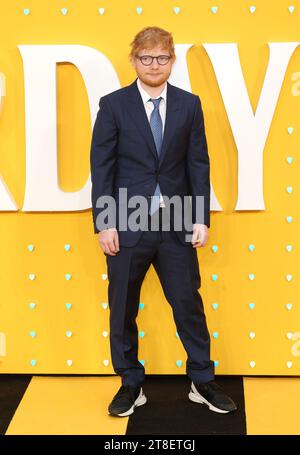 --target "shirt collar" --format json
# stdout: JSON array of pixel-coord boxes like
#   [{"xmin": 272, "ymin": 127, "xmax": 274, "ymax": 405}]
[{"xmin": 137, "ymin": 77, "xmax": 167, "ymax": 105}]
